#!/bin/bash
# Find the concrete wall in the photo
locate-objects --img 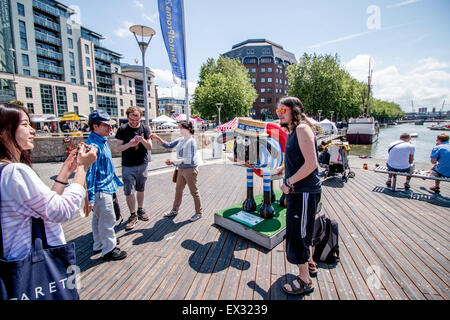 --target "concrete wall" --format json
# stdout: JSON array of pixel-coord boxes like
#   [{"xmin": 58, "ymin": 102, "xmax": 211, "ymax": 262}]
[{"xmin": 31, "ymin": 132, "xmax": 214, "ymax": 163}]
